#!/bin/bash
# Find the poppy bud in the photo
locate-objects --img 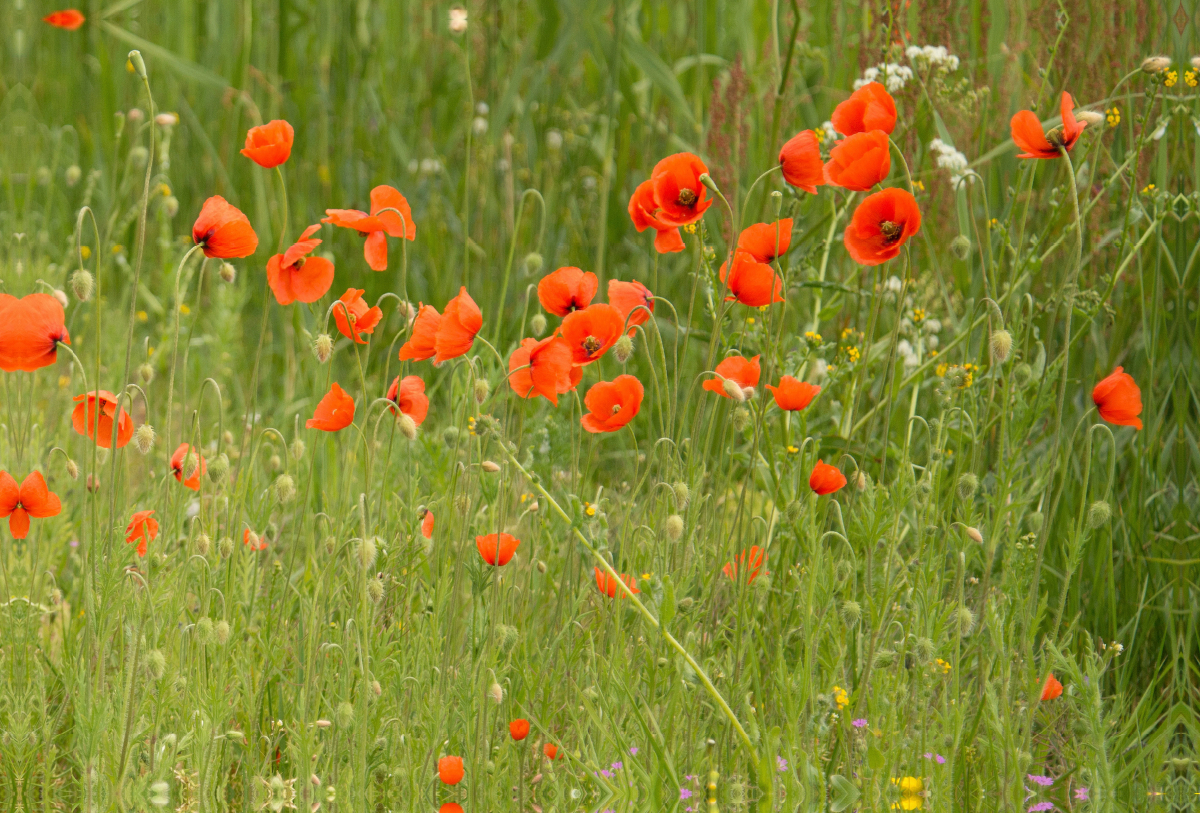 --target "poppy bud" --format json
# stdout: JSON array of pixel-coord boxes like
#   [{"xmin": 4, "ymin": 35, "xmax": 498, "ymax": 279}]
[
  {"xmin": 290, "ymin": 438, "xmax": 306, "ymax": 461},
  {"xmin": 70, "ymin": 268, "xmax": 94, "ymax": 301},
  {"xmin": 742, "ymin": 386, "xmax": 757, "ymax": 401},
  {"xmin": 950, "ymin": 234, "xmax": 971, "ymax": 260},
  {"xmin": 524, "ymin": 251, "xmax": 544, "ymax": 275},
  {"xmin": 1026, "ymin": 511, "xmax": 1044, "ymax": 531},
  {"xmin": 367, "ymin": 577, "xmax": 385, "ymax": 604},
  {"xmin": 722, "ymin": 378, "xmax": 746, "ymax": 401},
  {"xmin": 274, "ymin": 474, "xmax": 296, "ymax": 503},
  {"xmin": 455, "ymin": 494, "xmax": 470, "ymax": 515},
  {"xmin": 665, "ymin": 514, "xmax": 684, "ymax": 541},
  {"xmin": 672, "ymin": 481, "xmax": 690, "ymax": 509},
  {"xmin": 127, "ymin": 49, "xmax": 148, "ymax": 78},
  {"xmin": 147, "ymin": 649, "xmax": 166, "ymax": 679},
  {"xmin": 66, "ymin": 165, "xmax": 82, "ymax": 186},
  {"xmin": 528, "ymin": 500, "xmax": 539, "ymax": 512},
  {"xmin": 196, "ymin": 533, "xmax": 211, "ymax": 556},
  {"xmin": 956, "ymin": 473, "xmax": 979, "ymax": 501},
  {"xmin": 65, "ymin": 458, "xmax": 79, "ymax": 480},
  {"xmin": 487, "ymin": 682, "xmax": 504, "ymax": 704},
  {"xmin": 195, "ymin": 616, "xmax": 214, "ymax": 644},
  {"xmin": 214, "ymin": 619, "xmax": 230, "ymax": 645},
  {"xmin": 371, "ymin": 681, "xmax": 382, "ymax": 698},
  {"xmin": 182, "ymin": 451, "xmax": 200, "ymax": 479},
  {"xmin": 497, "ymin": 623, "xmax": 520, "ymax": 653},
  {"xmin": 398, "ymin": 414, "xmax": 418, "ymax": 440},
  {"xmin": 1087, "ymin": 500, "xmax": 1111, "ymax": 529},
  {"xmin": 957, "ymin": 605, "xmax": 976, "ymax": 636},
  {"xmin": 529, "ymin": 313, "xmax": 547, "ymax": 337},
  {"xmin": 1141, "ymin": 55, "xmax": 1171, "ymax": 73},
  {"xmin": 87, "ymin": 473, "xmax": 101, "ymax": 492},
  {"xmin": 208, "ymin": 453, "xmax": 230, "ymax": 484},
  {"xmin": 481, "ymin": 460, "xmax": 501, "ymax": 473},
  {"xmin": 219, "ymin": 262, "xmax": 236, "ymax": 283},
  {"xmin": 164, "ymin": 196, "xmax": 180, "ymax": 218},
  {"xmin": 271, "ymin": 455, "xmax": 285, "ymax": 474},
  {"xmin": 785, "ymin": 500, "xmax": 802, "ymax": 523},
  {"xmin": 336, "ymin": 701, "xmax": 354, "ymax": 729},
  {"xmin": 1013, "ymin": 362, "xmax": 1033, "ymax": 387},
  {"xmin": 965, "ymin": 526, "xmax": 983, "ymax": 544},
  {"xmin": 732, "ymin": 406, "xmax": 751, "ymax": 431},
  {"xmin": 135, "ymin": 424, "xmax": 156, "ymax": 455},
  {"xmin": 840, "ymin": 600, "xmax": 861, "ymax": 627},
  {"xmin": 915, "ymin": 636, "xmax": 936, "ymax": 664},
  {"xmin": 474, "ymin": 379, "xmax": 490, "ymax": 404},
  {"xmin": 835, "ymin": 559, "xmax": 853, "ymax": 582},
  {"xmin": 536, "ymin": 559, "xmax": 548, "ymax": 573},
  {"xmin": 613, "ymin": 334, "xmax": 634, "ymax": 364},
  {"xmin": 990, "ymin": 329, "xmax": 1012, "ymax": 362},
  {"xmin": 310, "ymin": 332, "xmax": 333, "ymax": 363},
  {"xmin": 443, "ymin": 425, "xmax": 460, "ymax": 446},
  {"xmin": 218, "ymin": 536, "xmax": 234, "ymax": 558},
  {"xmin": 355, "ymin": 537, "xmax": 377, "ymax": 570},
  {"xmin": 138, "ymin": 362, "xmax": 155, "ymax": 384},
  {"xmin": 854, "ymin": 470, "xmax": 868, "ymax": 491},
  {"xmin": 129, "ymin": 146, "xmax": 149, "ymax": 169},
  {"xmin": 1075, "ymin": 110, "xmax": 1104, "ymax": 127}
]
